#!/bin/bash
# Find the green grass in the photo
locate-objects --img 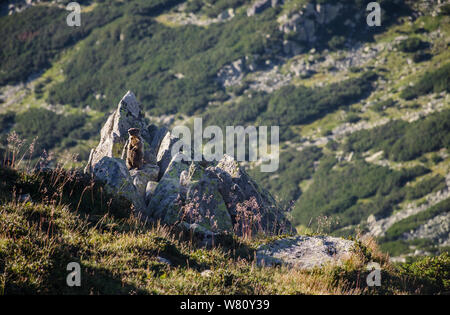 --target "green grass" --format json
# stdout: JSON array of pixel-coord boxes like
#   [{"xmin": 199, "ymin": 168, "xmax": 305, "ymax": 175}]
[
  {"xmin": 0, "ymin": 164, "xmax": 449, "ymax": 294},
  {"xmin": 401, "ymin": 63, "xmax": 450, "ymax": 100}
]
